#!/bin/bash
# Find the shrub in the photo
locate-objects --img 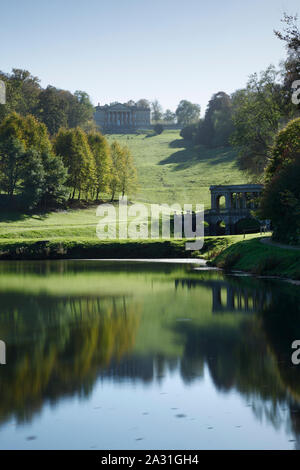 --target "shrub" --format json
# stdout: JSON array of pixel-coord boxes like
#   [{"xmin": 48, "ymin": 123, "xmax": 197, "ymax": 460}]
[{"xmin": 153, "ymin": 123, "xmax": 163, "ymax": 135}]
